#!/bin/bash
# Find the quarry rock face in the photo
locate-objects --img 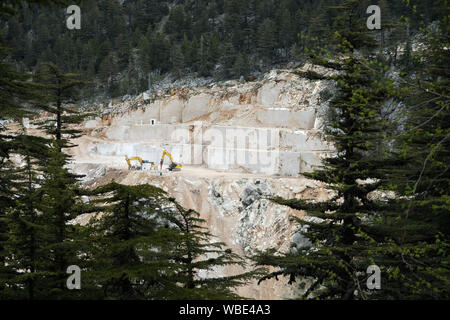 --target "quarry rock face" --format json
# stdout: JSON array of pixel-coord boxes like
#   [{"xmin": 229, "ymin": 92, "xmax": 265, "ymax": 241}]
[
  {"xmin": 160, "ymin": 97, "xmax": 185, "ymax": 123},
  {"xmin": 182, "ymin": 93, "xmax": 212, "ymax": 122},
  {"xmin": 256, "ymin": 108, "xmax": 316, "ymax": 129},
  {"xmin": 81, "ymin": 68, "xmax": 335, "ymax": 177},
  {"xmin": 65, "ymin": 67, "xmax": 337, "ymax": 299}
]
